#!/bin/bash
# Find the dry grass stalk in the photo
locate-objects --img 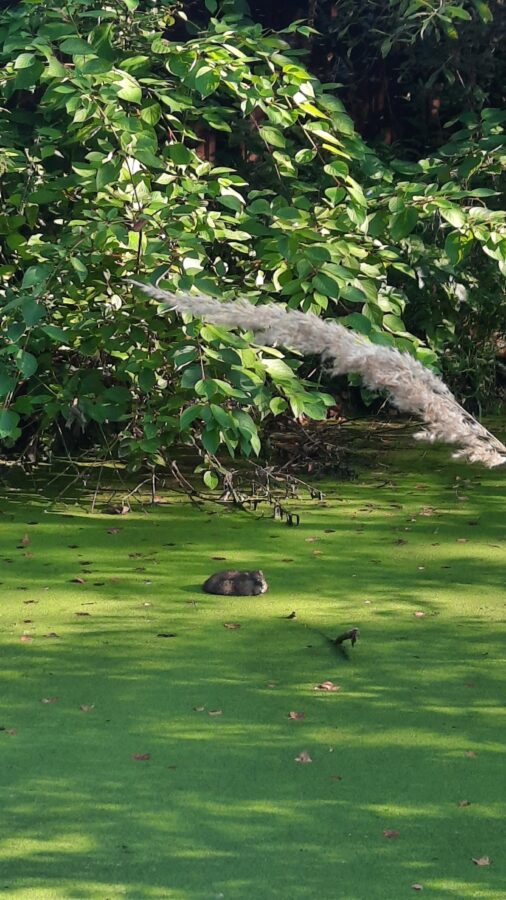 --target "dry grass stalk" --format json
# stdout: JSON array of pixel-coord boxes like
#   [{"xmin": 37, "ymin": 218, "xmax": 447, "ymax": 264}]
[{"xmin": 131, "ymin": 282, "xmax": 506, "ymax": 469}]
